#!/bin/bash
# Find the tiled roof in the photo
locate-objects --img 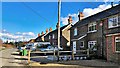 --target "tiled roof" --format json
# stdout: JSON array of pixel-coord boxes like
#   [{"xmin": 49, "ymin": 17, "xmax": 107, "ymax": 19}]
[
  {"xmin": 72, "ymin": 4, "xmax": 120, "ymax": 28},
  {"xmin": 46, "ymin": 24, "xmax": 69, "ymax": 35}
]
